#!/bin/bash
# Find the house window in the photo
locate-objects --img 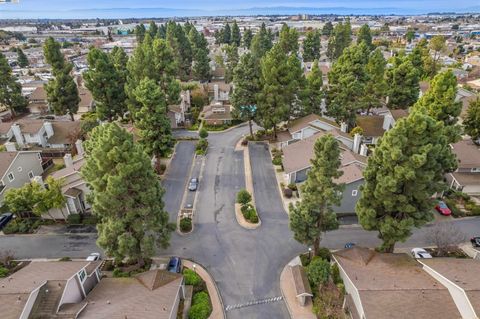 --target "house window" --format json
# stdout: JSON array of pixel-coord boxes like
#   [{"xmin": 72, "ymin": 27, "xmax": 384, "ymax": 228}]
[
  {"xmin": 7, "ymin": 173, "xmax": 14, "ymax": 182},
  {"xmin": 37, "ymin": 153, "xmax": 41, "ymax": 160},
  {"xmin": 78, "ymin": 269, "xmax": 86, "ymax": 282},
  {"xmin": 352, "ymin": 190, "xmax": 358, "ymax": 196},
  {"xmin": 28, "ymin": 171, "xmax": 34, "ymax": 179},
  {"xmin": 17, "ymin": 167, "xmax": 22, "ymax": 172}
]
